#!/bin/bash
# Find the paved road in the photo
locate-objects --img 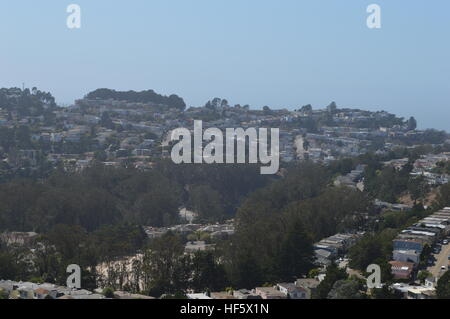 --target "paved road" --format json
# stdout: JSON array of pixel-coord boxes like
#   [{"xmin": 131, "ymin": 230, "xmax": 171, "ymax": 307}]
[
  {"xmin": 294, "ymin": 135, "xmax": 306, "ymax": 160},
  {"xmin": 428, "ymin": 242, "xmax": 450, "ymax": 279}
]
